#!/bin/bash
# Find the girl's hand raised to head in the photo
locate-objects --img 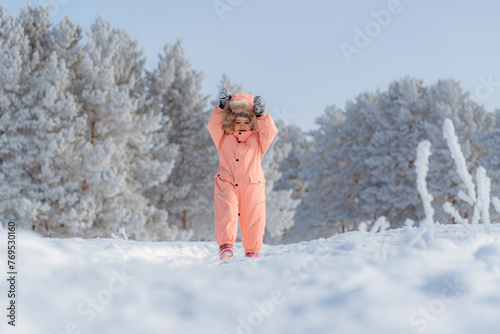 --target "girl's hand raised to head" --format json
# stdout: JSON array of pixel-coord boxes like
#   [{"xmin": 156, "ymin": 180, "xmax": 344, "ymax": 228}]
[
  {"xmin": 219, "ymin": 88, "xmax": 232, "ymax": 109},
  {"xmin": 253, "ymin": 96, "xmax": 266, "ymax": 117}
]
